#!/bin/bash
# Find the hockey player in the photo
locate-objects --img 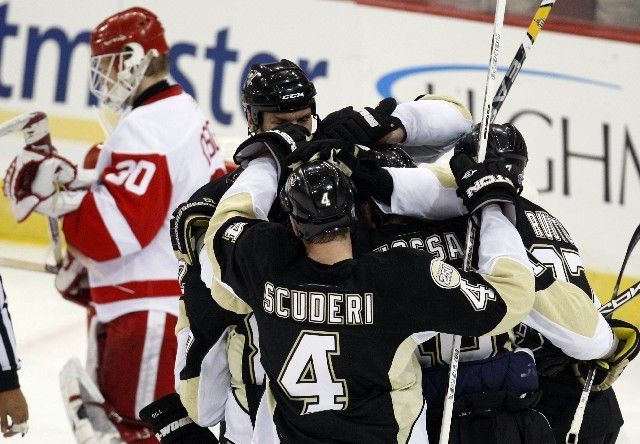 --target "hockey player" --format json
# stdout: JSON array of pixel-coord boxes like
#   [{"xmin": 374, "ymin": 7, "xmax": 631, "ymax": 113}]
[
  {"xmin": 0, "ymin": 276, "xmax": 28, "ymax": 438},
  {"xmin": 361, "ymin": 129, "xmax": 622, "ymax": 443},
  {"xmin": 2, "ymin": 7, "xmax": 225, "ymax": 443},
  {"xmin": 159, "ymin": 59, "xmax": 475, "ymax": 444},
  {"xmin": 201, "ymin": 111, "xmax": 540, "ymax": 442}
]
